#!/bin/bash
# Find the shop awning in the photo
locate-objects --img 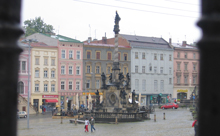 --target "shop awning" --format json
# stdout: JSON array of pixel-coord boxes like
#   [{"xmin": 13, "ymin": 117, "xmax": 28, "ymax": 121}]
[{"xmin": 45, "ymin": 99, "xmax": 58, "ymax": 103}]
